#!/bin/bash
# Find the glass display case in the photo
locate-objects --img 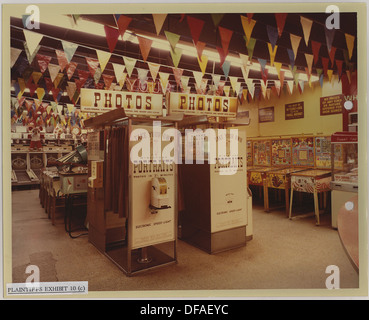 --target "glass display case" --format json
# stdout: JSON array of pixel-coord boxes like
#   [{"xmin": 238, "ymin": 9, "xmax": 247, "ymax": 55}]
[{"xmin": 330, "ymin": 131, "xmax": 358, "ymax": 229}]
